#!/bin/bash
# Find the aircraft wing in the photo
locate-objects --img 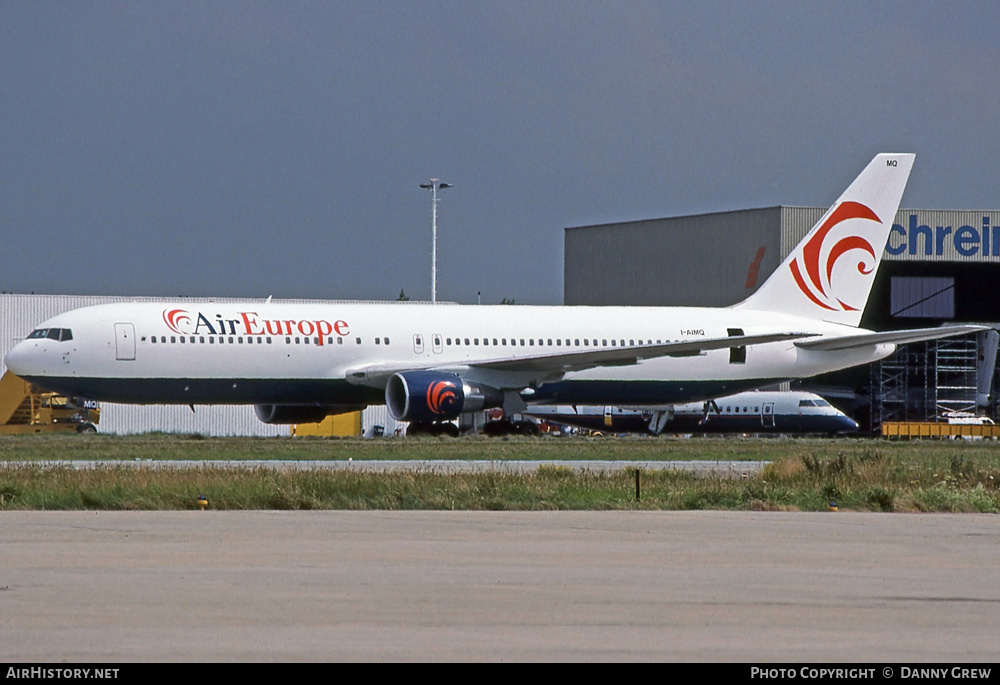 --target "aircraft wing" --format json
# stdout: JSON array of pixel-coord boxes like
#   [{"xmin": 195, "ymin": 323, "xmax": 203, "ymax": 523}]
[
  {"xmin": 794, "ymin": 325, "xmax": 989, "ymax": 352},
  {"xmin": 346, "ymin": 332, "xmax": 814, "ymax": 387},
  {"xmin": 467, "ymin": 332, "xmax": 814, "ymax": 372}
]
